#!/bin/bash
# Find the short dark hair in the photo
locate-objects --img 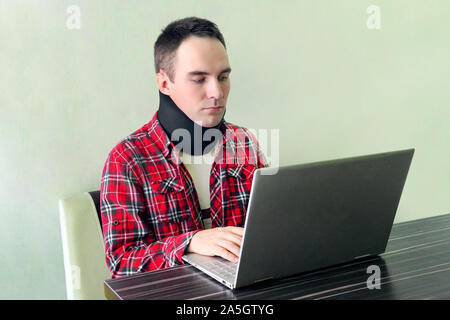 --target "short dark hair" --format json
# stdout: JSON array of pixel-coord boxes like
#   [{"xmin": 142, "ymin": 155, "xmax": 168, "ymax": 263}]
[{"xmin": 154, "ymin": 17, "xmax": 226, "ymax": 82}]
